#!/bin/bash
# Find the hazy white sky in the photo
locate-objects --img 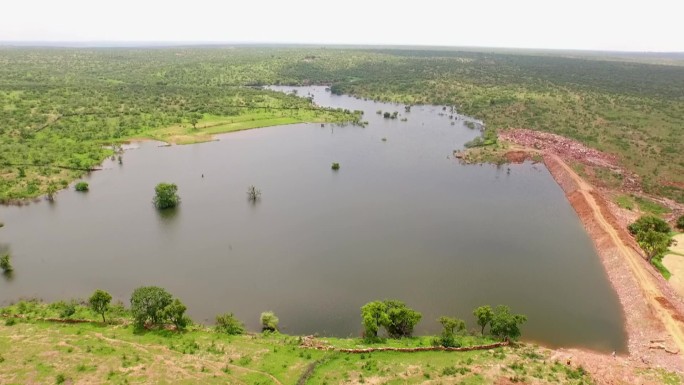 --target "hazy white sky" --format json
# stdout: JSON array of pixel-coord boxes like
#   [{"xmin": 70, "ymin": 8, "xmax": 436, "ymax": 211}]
[{"xmin": 1, "ymin": 0, "xmax": 682, "ymax": 51}]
